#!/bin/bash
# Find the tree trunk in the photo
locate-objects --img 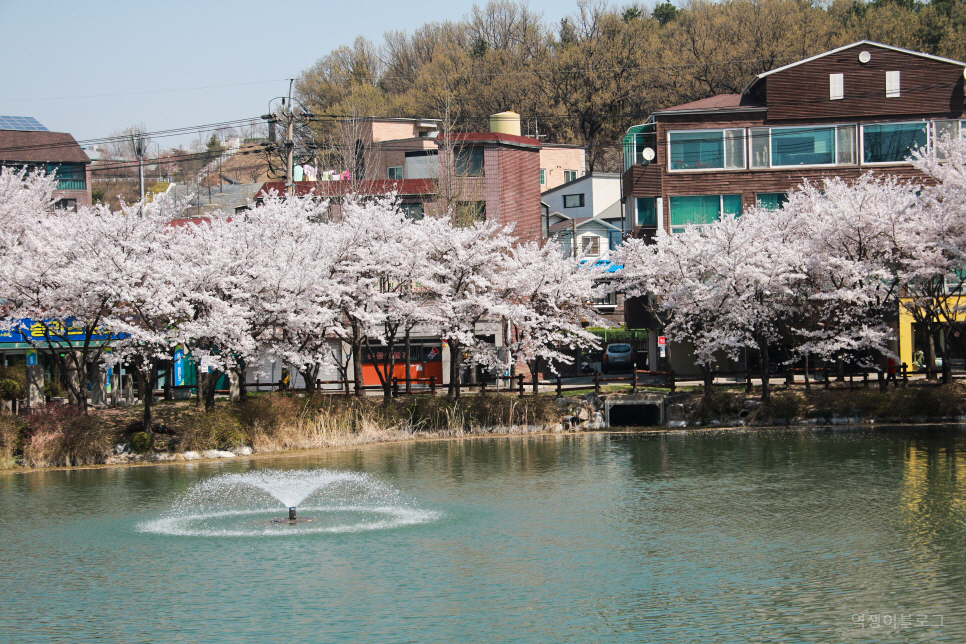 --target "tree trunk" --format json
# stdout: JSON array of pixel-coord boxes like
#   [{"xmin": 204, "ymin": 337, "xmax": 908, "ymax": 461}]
[
  {"xmin": 448, "ymin": 339, "xmax": 461, "ymax": 399},
  {"xmin": 351, "ymin": 322, "xmax": 363, "ymax": 397},
  {"xmin": 926, "ymin": 330, "xmax": 937, "ymax": 381},
  {"xmin": 759, "ymin": 343, "xmax": 771, "ymax": 403},
  {"xmin": 164, "ymin": 362, "xmax": 173, "ymax": 401},
  {"xmin": 941, "ymin": 330, "xmax": 953, "ymax": 384},
  {"xmin": 701, "ymin": 364, "xmax": 713, "ymax": 399},
  {"xmin": 404, "ymin": 330, "xmax": 412, "ymax": 395},
  {"xmin": 803, "ymin": 353, "xmax": 811, "ymax": 392},
  {"xmin": 232, "ymin": 363, "xmax": 248, "ymax": 402},
  {"xmin": 141, "ymin": 364, "xmax": 156, "ymax": 433},
  {"xmin": 531, "ymin": 357, "xmax": 541, "ymax": 395}
]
